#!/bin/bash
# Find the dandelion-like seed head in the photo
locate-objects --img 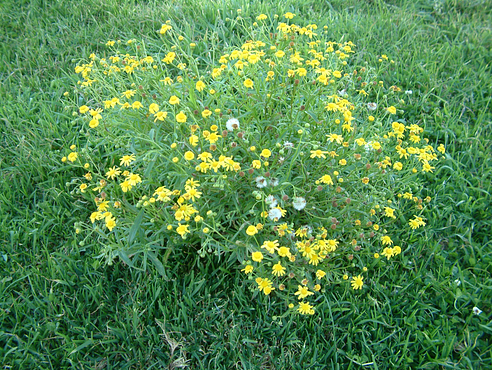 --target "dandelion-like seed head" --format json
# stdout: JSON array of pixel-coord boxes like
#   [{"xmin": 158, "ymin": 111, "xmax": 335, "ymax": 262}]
[
  {"xmin": 292, "ymin": 197, "xmax": 307, "ymax": 211},
  {"xmin": 226, "ymin": 118, "xmax": 240, "ymax": 131}
]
